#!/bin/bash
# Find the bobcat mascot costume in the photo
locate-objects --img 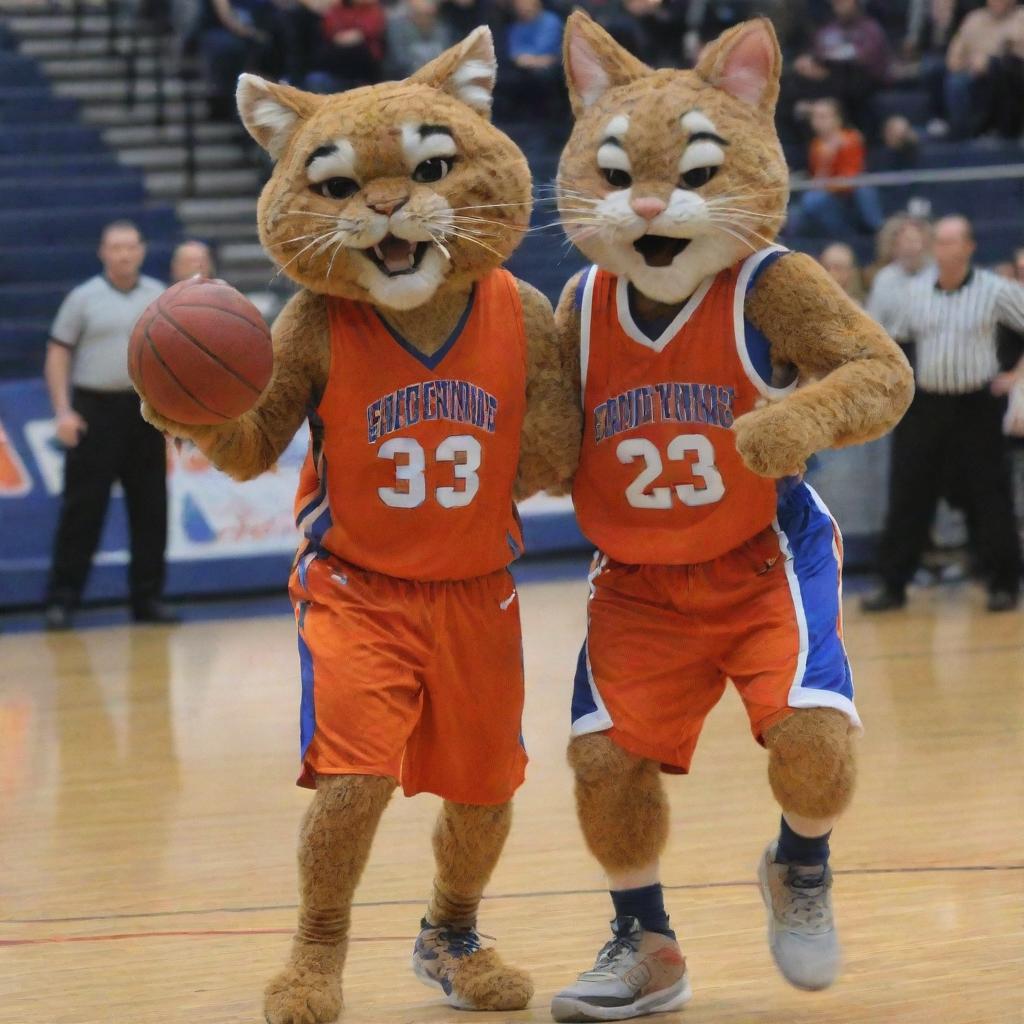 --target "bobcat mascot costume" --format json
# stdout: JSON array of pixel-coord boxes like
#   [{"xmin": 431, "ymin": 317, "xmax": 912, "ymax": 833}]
[
  {"xmin": 136, "ymin": 29, "xmax": 578, "ymax": 1024},
  {"xmin": 547, "ymin": 14, "xmax": 914, "ymax": 1022}
]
